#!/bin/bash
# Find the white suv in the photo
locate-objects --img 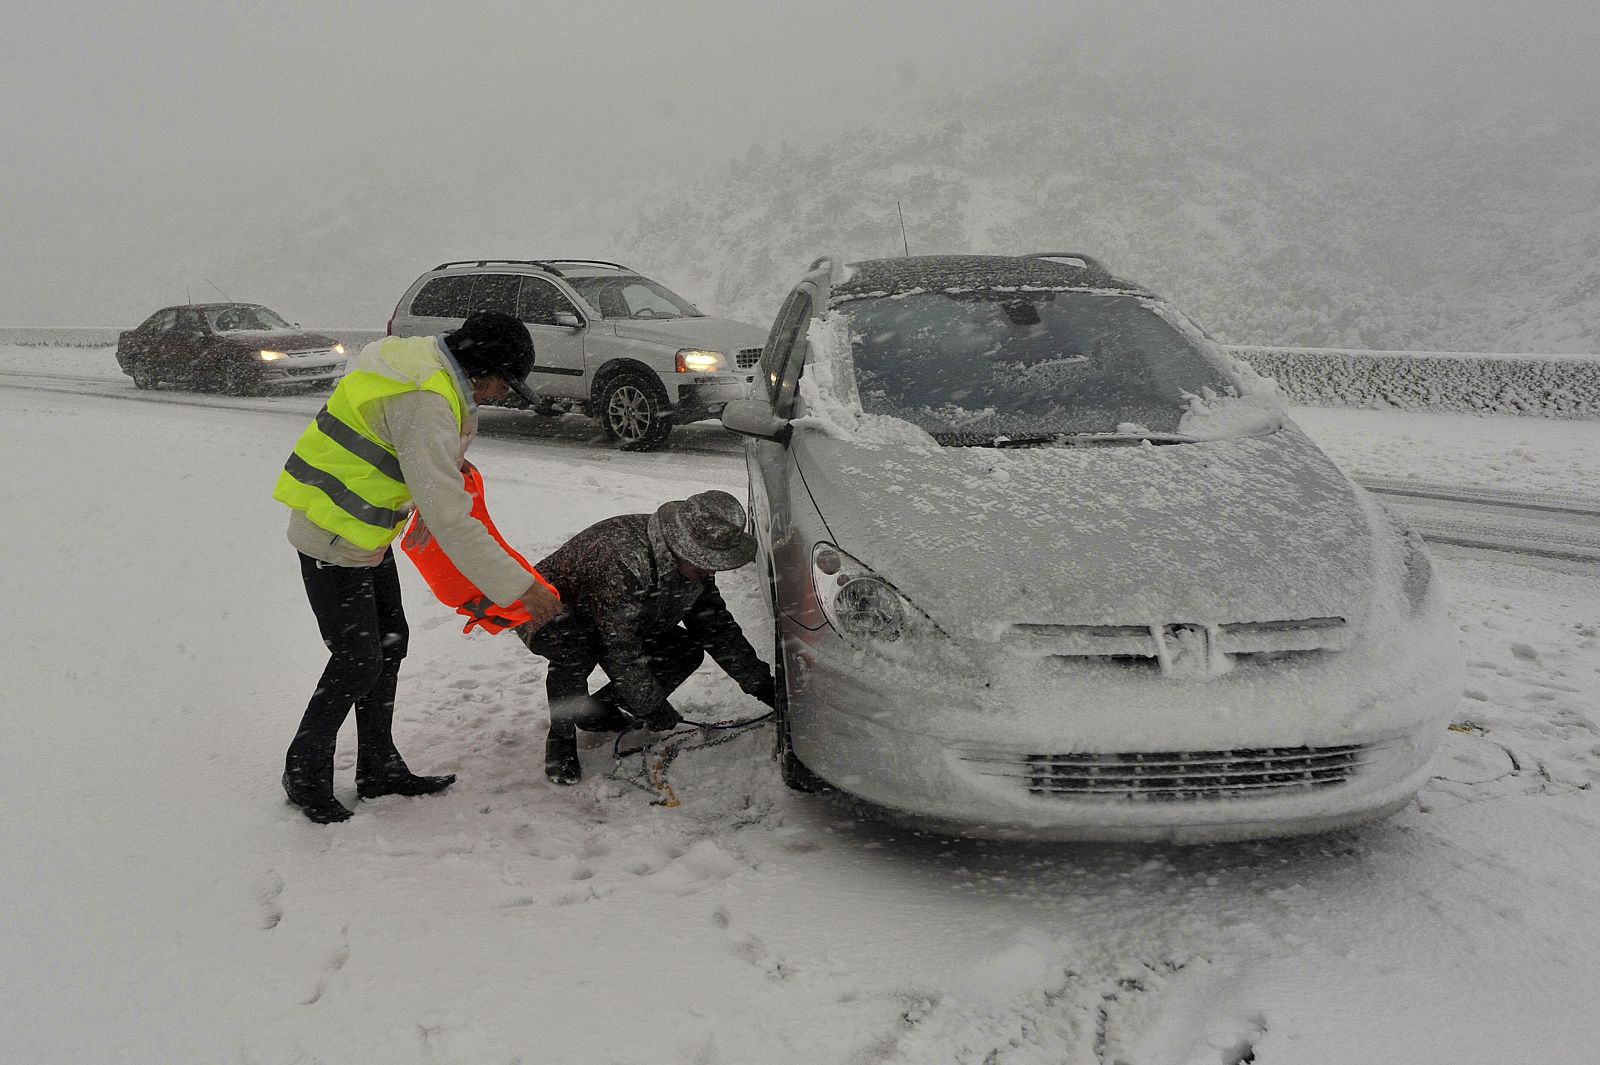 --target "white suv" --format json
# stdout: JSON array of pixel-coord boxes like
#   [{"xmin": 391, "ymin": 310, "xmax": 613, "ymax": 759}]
[{"xmin": 388, "ymin": 259, "xmax": 766, "ymax": 450}]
